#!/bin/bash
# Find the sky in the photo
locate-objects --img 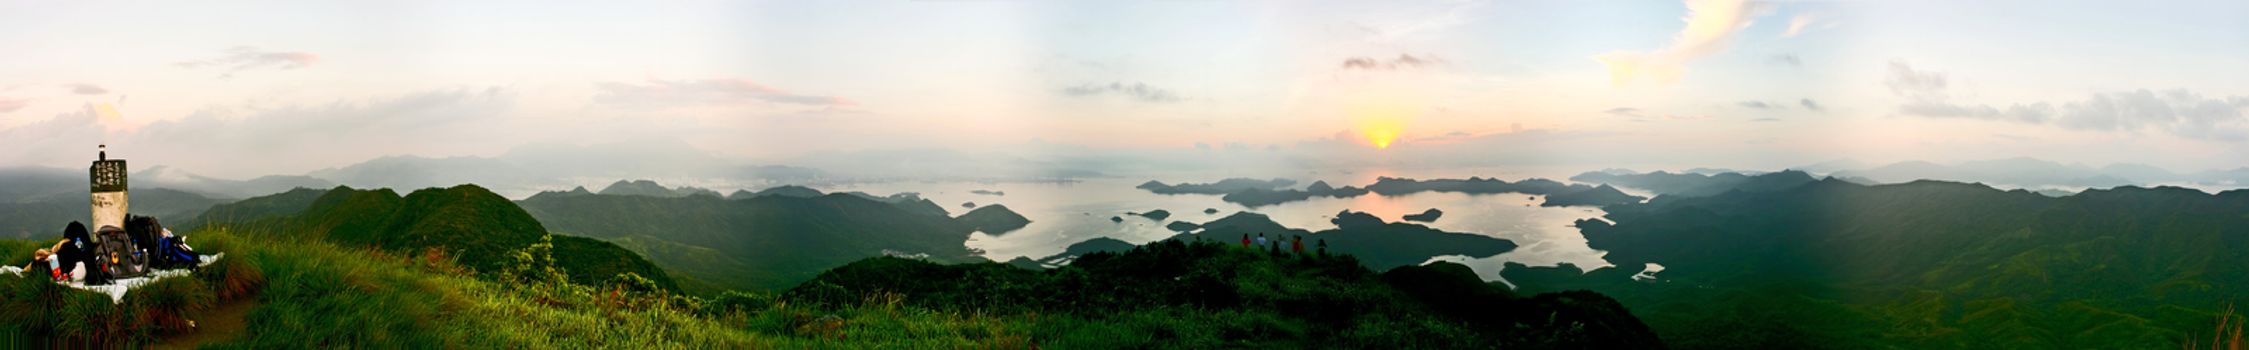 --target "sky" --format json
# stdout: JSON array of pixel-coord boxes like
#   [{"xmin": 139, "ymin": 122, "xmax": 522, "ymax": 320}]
[{"xmin": 2, "ymin": 0, "xmax": 2247, "ymax": 180}]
